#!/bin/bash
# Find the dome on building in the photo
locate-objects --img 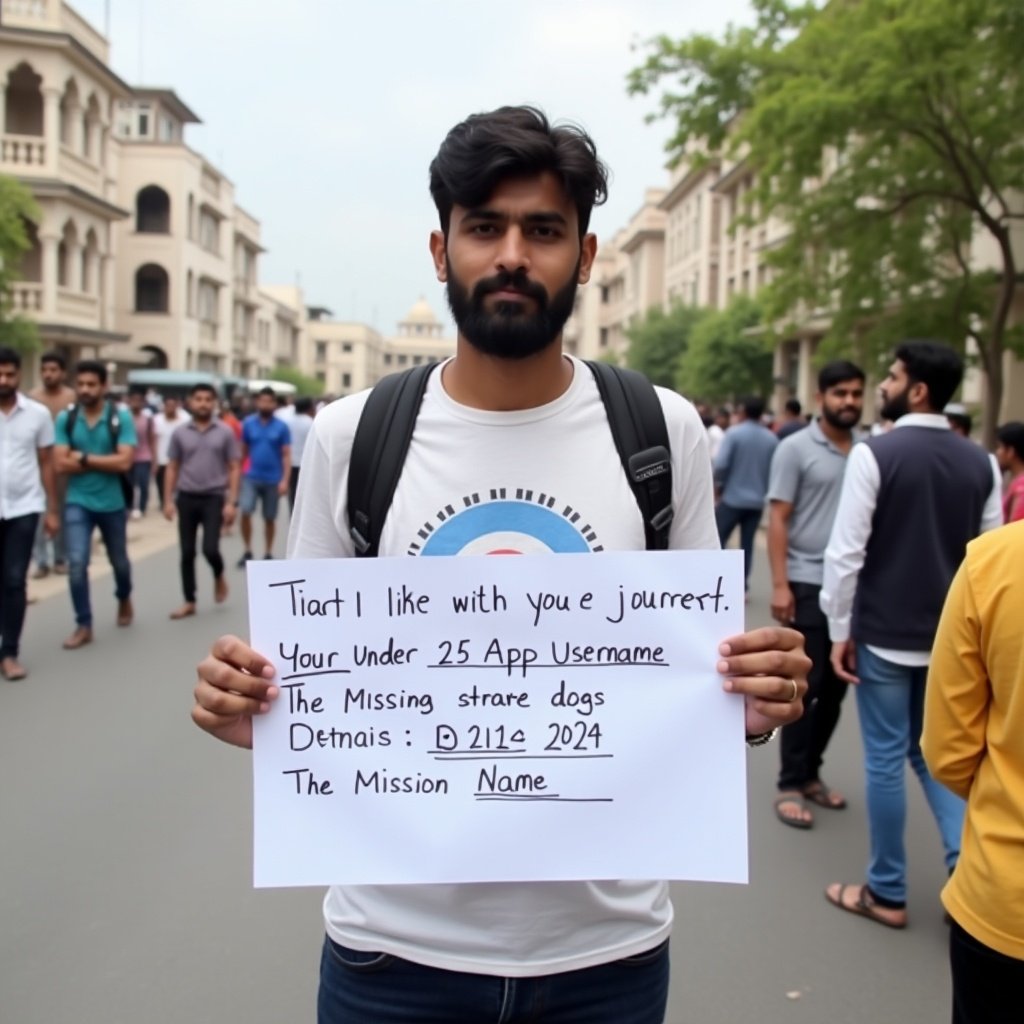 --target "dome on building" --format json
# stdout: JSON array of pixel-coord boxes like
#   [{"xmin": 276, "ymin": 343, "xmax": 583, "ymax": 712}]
[{"xmin": 402, "ymin": 297, "xmax": 439, "ymax": 325}]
